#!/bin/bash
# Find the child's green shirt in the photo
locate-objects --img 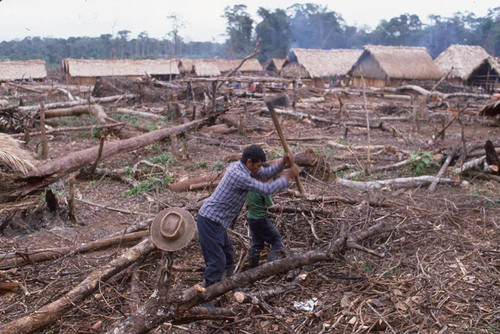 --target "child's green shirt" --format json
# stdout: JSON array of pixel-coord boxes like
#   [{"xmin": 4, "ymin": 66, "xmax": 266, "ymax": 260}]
[{"xmin": 245, "ymin": 191, "xmax": 274, "ymax": 219}]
